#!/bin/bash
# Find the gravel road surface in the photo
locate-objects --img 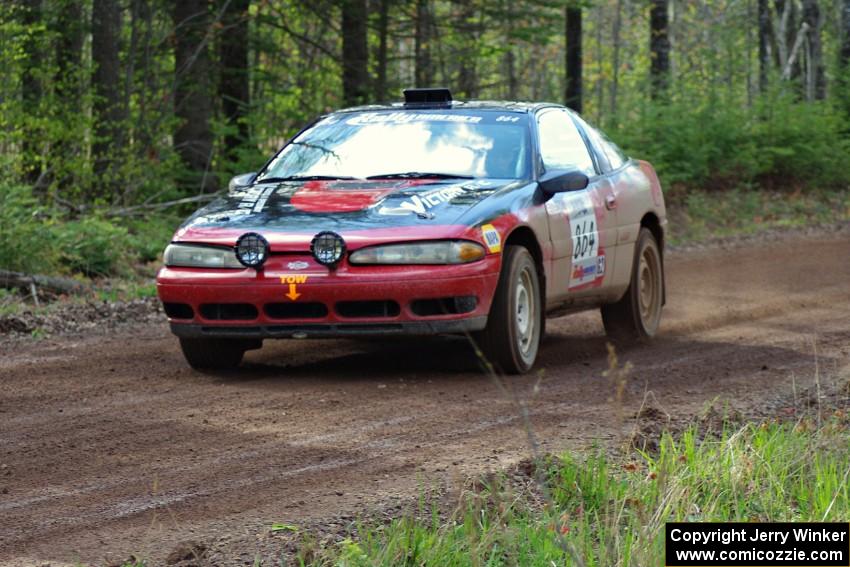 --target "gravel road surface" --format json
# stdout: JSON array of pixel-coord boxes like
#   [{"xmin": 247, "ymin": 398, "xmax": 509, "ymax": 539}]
[{"xmin": 1, "ymin": 232, "xmax": 849, "ymax": 566}]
